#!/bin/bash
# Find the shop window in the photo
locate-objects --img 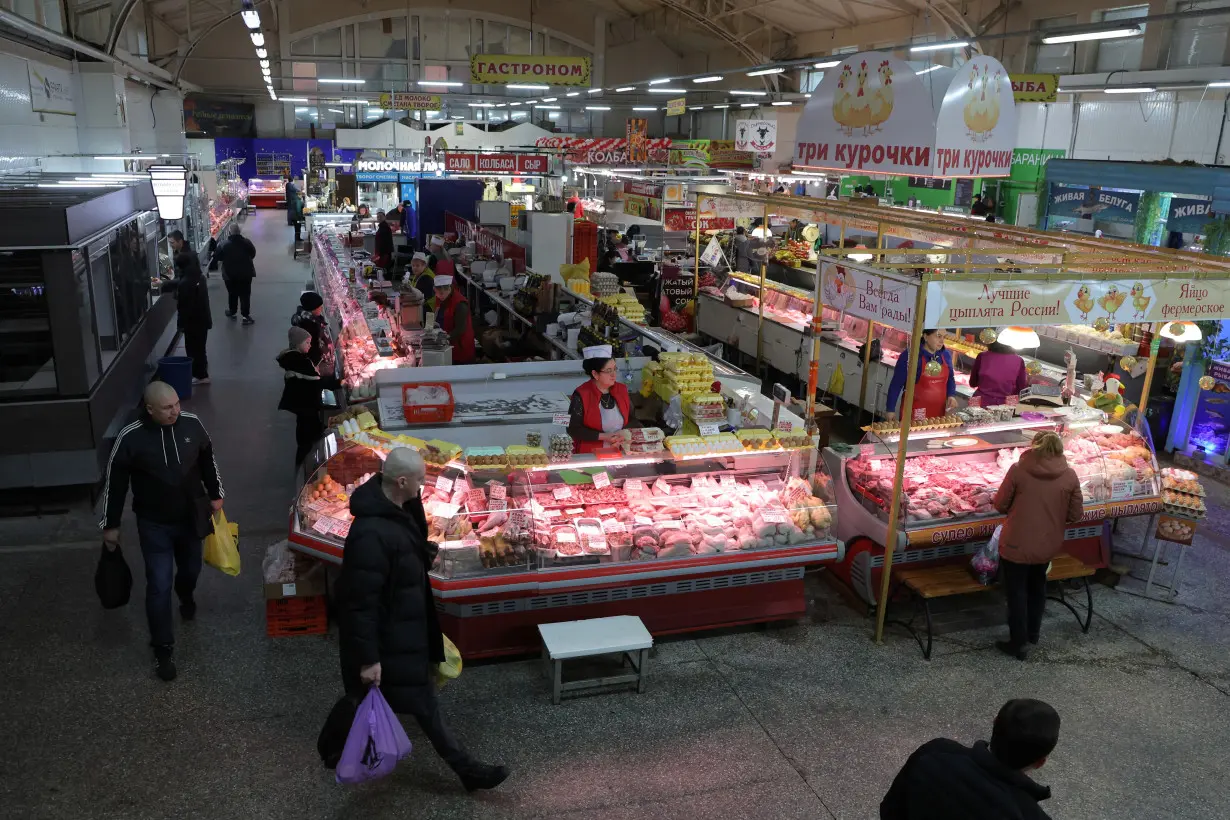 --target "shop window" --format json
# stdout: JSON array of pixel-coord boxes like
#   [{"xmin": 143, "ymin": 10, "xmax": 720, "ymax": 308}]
[
  {"xmin": 290, "ymin": 30, "xmax": 342, "ymax": 57},
  {"xmin": 1168, "ymin": 1, "xmax": 1230, "ymax": 67},
  {"xmin": 107, "ymin": 220, "xmax": 150, "ymax": 348},
  {"xmin": 447, "ymin": 16, "xmax": 470, "ymax": 60},
  {"xmin": 1094, "ymin": 6, "xmax": 1149, "ymax": 72},
  {"xmin": 486, "ymin": 21, "xmax": 508, "ymax": 52},
  {"xmin": 508, "ymin": 24, "xmax": 532, "ymax": 55},
  {"xmin": 0, "ymin": 251, "xmax": 56, "ymax": 398},
  {"xmin": 293, "ymin": 105, "xmax": 319, "ymax": 129},
  {"xmin": 471, "ymin": 19, "xmax": 484, "ymax": 53},
  {"xmin": 1033, "ymin": 15, "xmax": 1080, "ymax": 73},
  {"xmin": 420, "ymin": 16, "xmax": 446, "ymax": 60}
]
